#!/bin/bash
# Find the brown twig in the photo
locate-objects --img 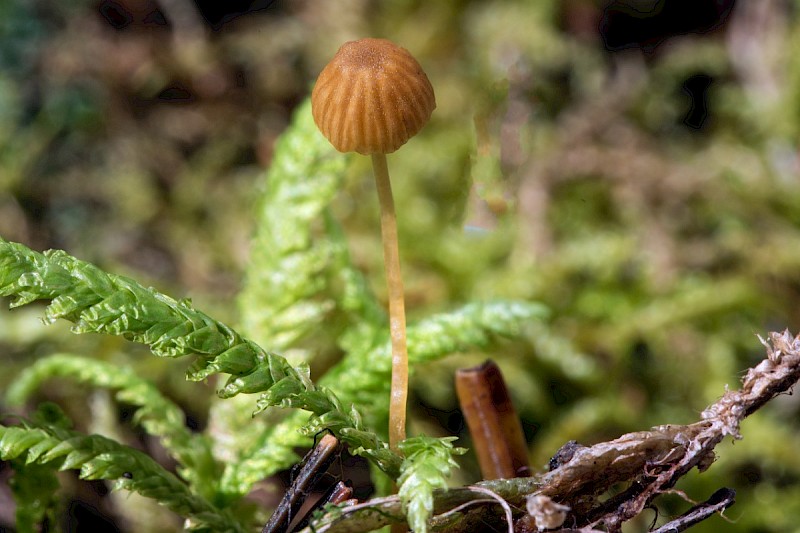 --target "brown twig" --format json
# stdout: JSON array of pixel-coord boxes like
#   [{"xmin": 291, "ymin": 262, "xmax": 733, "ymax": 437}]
[
  {"xmin": 650, "ymin": 488, "xmax": 735, "ymax": 533},
  {"xmin": 455, "ymin": 360, "xmax": 531, "ymax": 479},
  {"xmin": 297, "ymin": 330, "xmax": 800, "ymax": 533},
  {"xmin": 291, "ymin": 481, "xmax": 356, "ymax": 532},
  {"xmin": 587, "ymin": 330, "xmax": 800, "ymax": 530},
  {"xmin": 262, "ymin": 434, "xmax": 341, "ymax": 533}
]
